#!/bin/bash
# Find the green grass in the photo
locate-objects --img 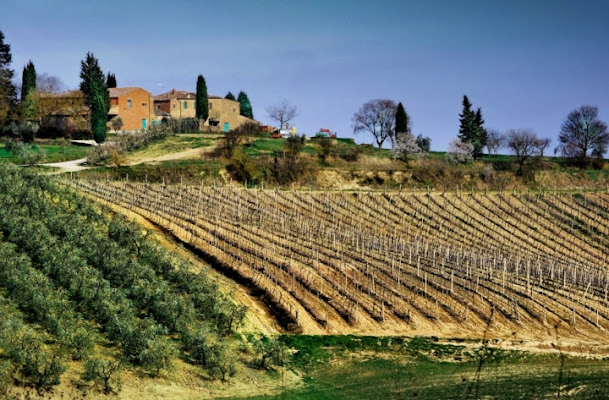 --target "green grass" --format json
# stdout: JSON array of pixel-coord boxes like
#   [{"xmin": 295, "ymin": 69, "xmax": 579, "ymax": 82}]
[
  {"xmin": 242, "ymin": 138, "xmax": 317, "ymax": 157},
  {"xmin": 233, "ymin": 335, "xmax": 609, "ymax": 400},
  {"xmin": 74, "ymin": 158, "xmax": 224, "ymax": 185},
  {"xmin": 0, "ymin": 143, "xmax": 87, "ymax": 163}
]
